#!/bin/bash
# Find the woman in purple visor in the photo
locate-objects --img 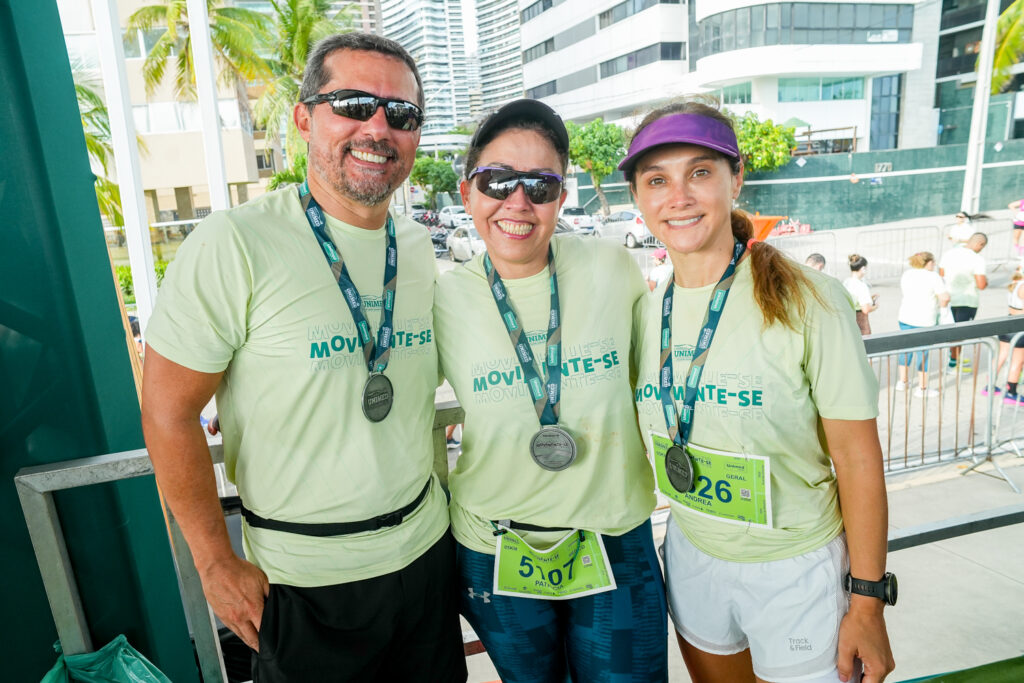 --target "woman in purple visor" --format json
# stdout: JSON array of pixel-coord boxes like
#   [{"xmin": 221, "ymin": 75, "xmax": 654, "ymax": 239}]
[{"xmin": 626, "ymin": 99, "xmax": 895, "ymax": 683}]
